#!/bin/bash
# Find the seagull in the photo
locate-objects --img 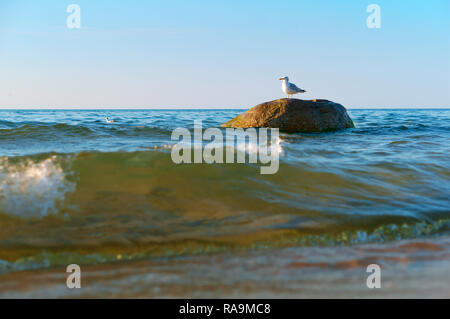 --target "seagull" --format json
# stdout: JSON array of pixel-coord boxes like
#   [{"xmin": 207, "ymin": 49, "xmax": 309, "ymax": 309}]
[
  {"xmin": 105, "ymin": 116, "xmax": 115, "ymax": 123},
  {"xmin": 279, "ymin": 76, "xmax": 306, "ymax": 99}
]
